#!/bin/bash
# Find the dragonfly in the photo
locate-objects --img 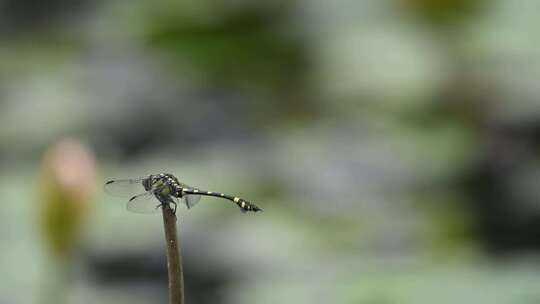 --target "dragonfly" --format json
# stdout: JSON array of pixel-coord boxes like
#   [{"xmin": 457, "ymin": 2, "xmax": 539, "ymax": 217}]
[{"xmin": 104, "ymin": 173, "xmax": 262, "ymax": 214}]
